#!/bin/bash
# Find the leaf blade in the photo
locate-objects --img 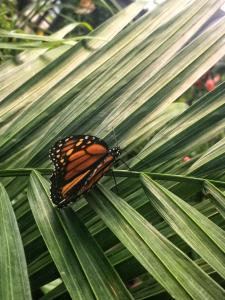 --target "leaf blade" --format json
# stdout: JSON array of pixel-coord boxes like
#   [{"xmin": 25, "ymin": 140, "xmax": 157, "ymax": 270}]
[
  {"xmin": 86, "ymin": 184, "xmax": 225, "ymax": 300},
  {"xmin": 141, "ymin": 174, "xmax": 225, "ymax": 280},
  {"xmin": 27, "ymin": 170, "xmax": 95, "ymax": 300},
  {"xmin": 59, "ymin": 207, "xmax": 133, "ymax": 300},
  {"xmin": 0, "ymin": 184, "xmax": 32, "ymax": 300}
]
